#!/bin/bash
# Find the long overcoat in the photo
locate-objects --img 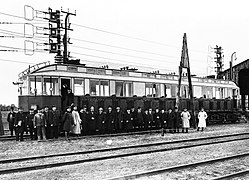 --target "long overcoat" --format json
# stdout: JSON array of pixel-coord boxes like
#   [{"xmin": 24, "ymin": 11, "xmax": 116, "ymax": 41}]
[
  {"xmin": 198, "ymin": 111, "xmax": 208, "ymax": 128},
  {"xmin": 181, "ymin": 111, "xmax": 191, "ymax": 128},
  {"xmin": 174, "ymin": 111, "xmax": 181, "ymax": 128},
  {"xmin": 106, "ymin": 111, "xmax": 115, "ymax": 131},
  {"xmin": 96, "ymin": 112, "xmax": 106, "ymax": 131},
  {"xmin": 88, "ymin": 111, "xmax": 97, "ymax": 132},
  {"xmin": 115, "ymin": 111, "xmax": 123, "ymax": 130},
  {"xmin": 72, "ymin": 110, "xmax": 82, "ymax": 134},
  {"xmin": 167, "ymin": 112, "xmax": 175, "ymax": 129},
  {"xmin": 123, "ymin": 112, "xmax": 133, "ymax": 130},
  {"xmin": 62, "ymin": 112, "xmax": 73, "ymax": 132}
]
